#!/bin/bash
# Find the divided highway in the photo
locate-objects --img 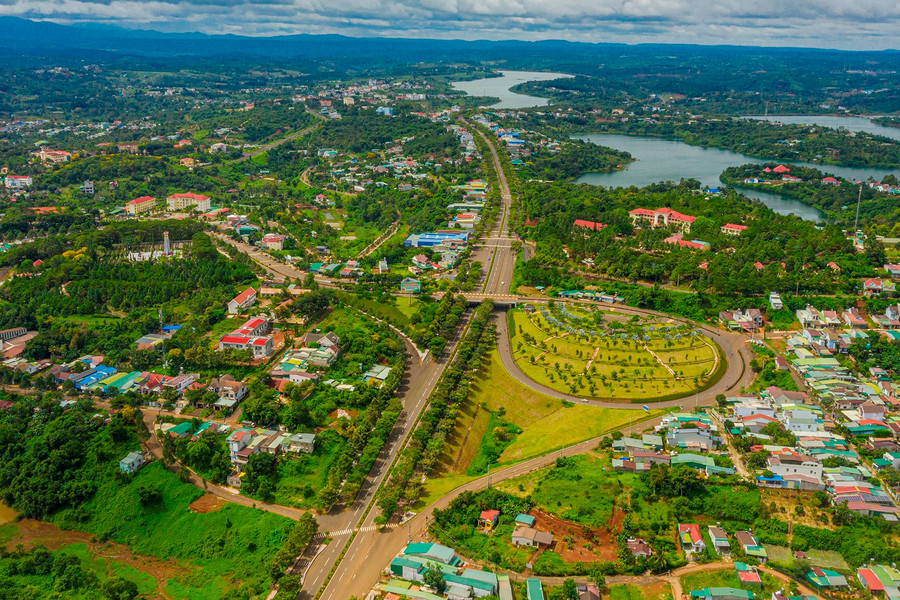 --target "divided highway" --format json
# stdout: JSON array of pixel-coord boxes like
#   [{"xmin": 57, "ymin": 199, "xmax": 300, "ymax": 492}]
[{"xmin": 213, "ymin": 125, "xmax": 754, "ymax": 599}]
